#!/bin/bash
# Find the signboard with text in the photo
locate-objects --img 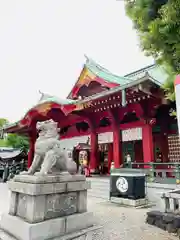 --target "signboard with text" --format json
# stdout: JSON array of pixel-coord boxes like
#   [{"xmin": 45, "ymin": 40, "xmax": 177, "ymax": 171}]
[
  {"xmin": 122, "ymin": 128, "xmax": 142, "ymax": 142},
  {"xmin": 98, "ymin": 132, "xmax": 113, "ymax": 144}
]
